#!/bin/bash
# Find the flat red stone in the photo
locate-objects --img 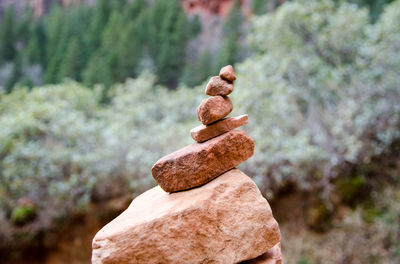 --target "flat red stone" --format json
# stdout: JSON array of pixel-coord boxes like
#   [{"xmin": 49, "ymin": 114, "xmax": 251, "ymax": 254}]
[
  {"xmin": 190, "ymin": 114, "xmax": 248, "ymax": 142},
  {"xmin": 151, "ymin": 130, "xmax": 254, "ymax": 192}
]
